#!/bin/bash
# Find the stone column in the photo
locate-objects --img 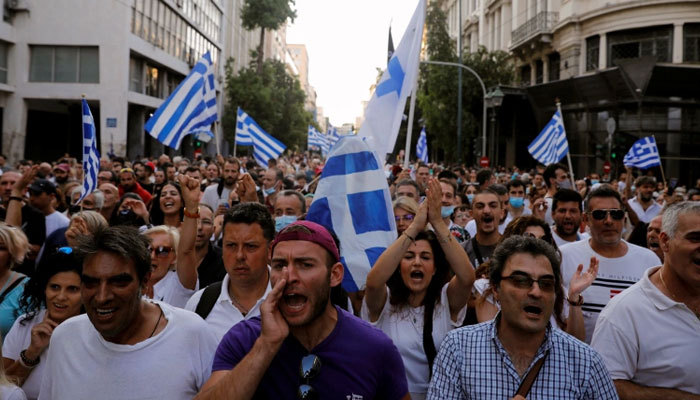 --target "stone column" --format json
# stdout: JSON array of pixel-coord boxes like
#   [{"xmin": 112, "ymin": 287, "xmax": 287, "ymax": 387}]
[
  {"xmin": 673, "ymin": 23, "xmax": 683, "ymax": 63},
  {"xmin": 599, "ymin": 33, "xmax": 607, "ymax": 69}
]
